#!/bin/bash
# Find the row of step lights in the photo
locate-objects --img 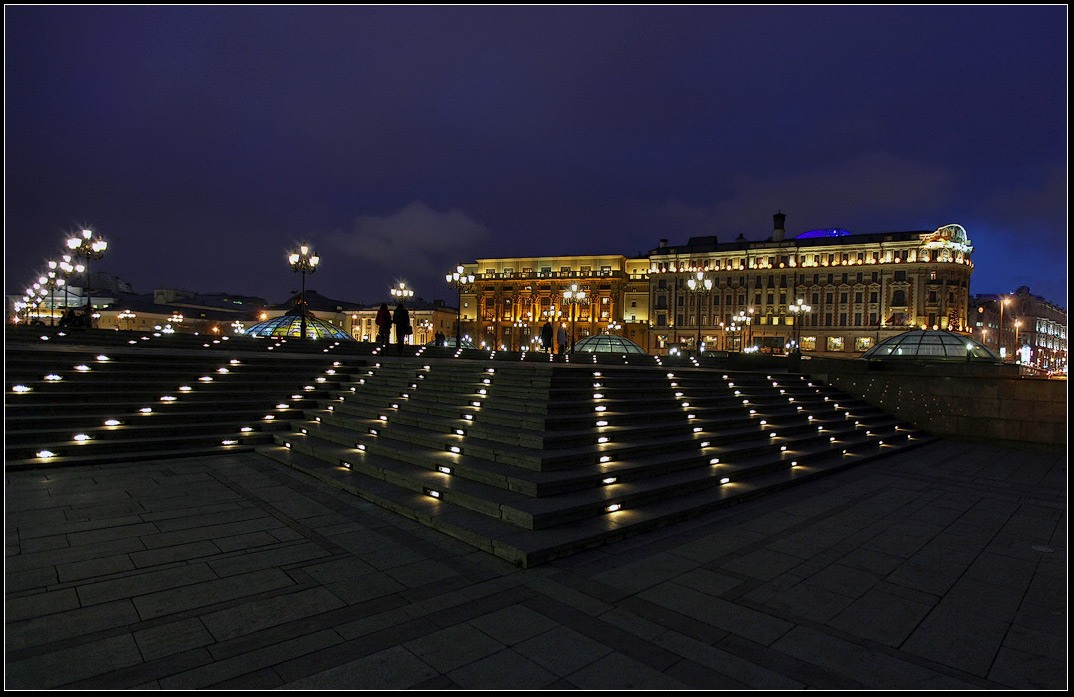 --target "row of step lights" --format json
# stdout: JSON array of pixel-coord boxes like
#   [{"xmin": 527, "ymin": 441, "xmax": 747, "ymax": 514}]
[
  {"xmin": 12, "ymin": 352, "xmax": 115, "ymax": 459},
  {"xmin": 17, "ymin": 353, "xmax": 347, "ymax": 462}
]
